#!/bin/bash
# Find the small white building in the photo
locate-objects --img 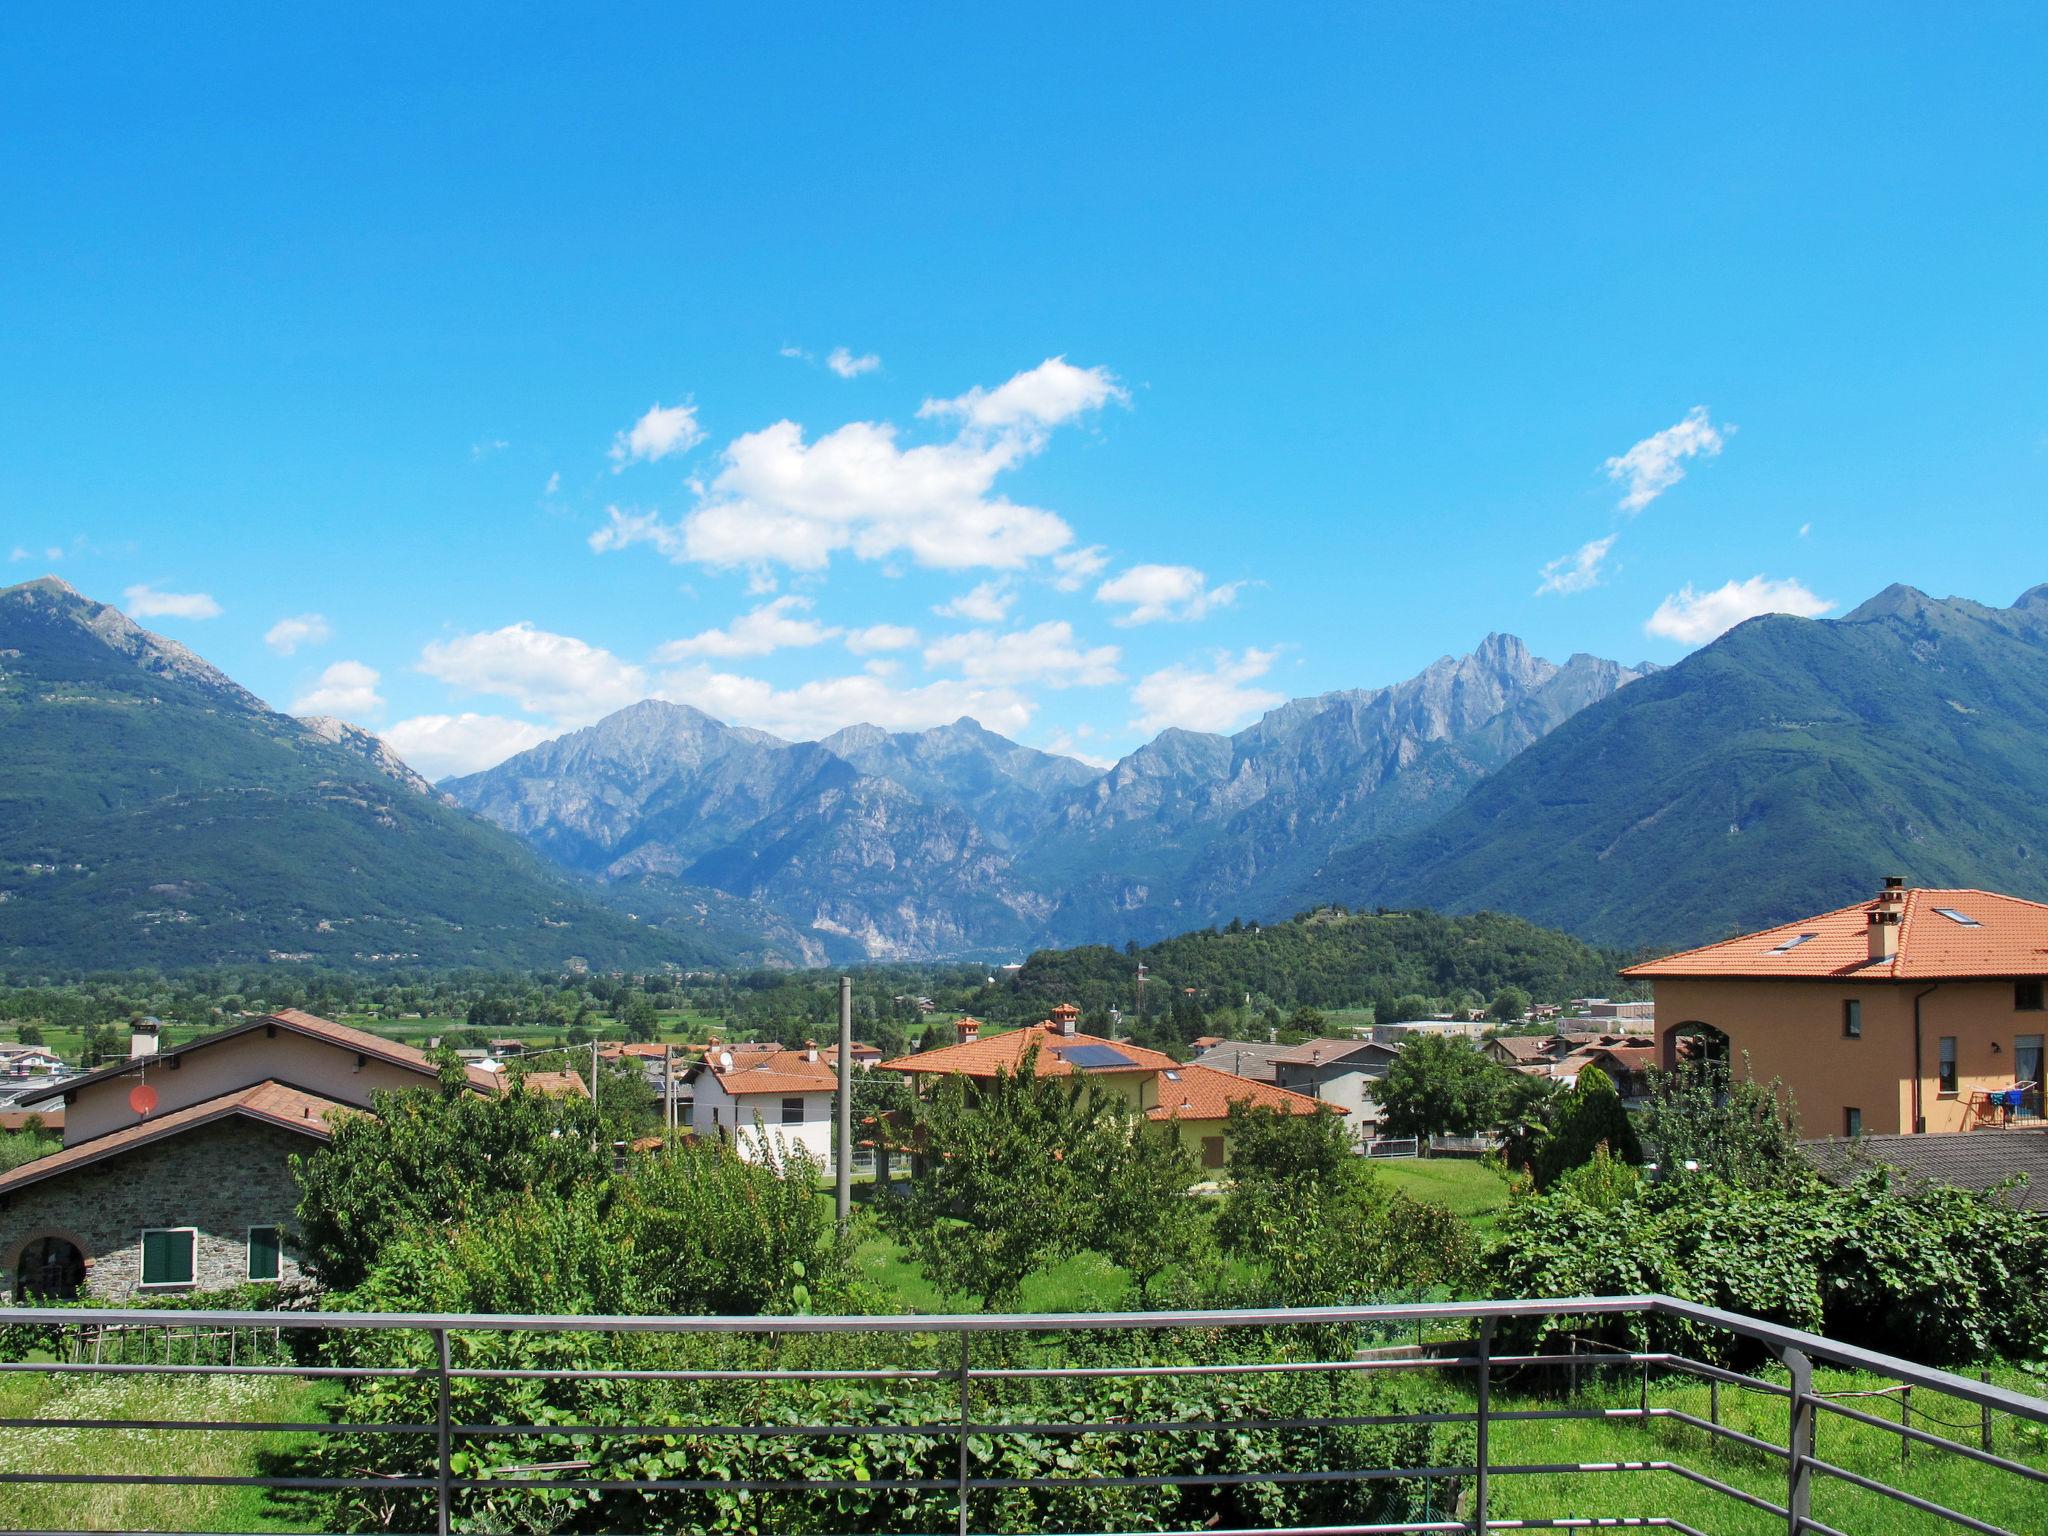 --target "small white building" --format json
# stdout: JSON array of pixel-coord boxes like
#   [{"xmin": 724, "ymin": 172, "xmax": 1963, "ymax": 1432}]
[{"xmin": 685, "ymin": 1042, "xmax": 839, "ymax": 1172}]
